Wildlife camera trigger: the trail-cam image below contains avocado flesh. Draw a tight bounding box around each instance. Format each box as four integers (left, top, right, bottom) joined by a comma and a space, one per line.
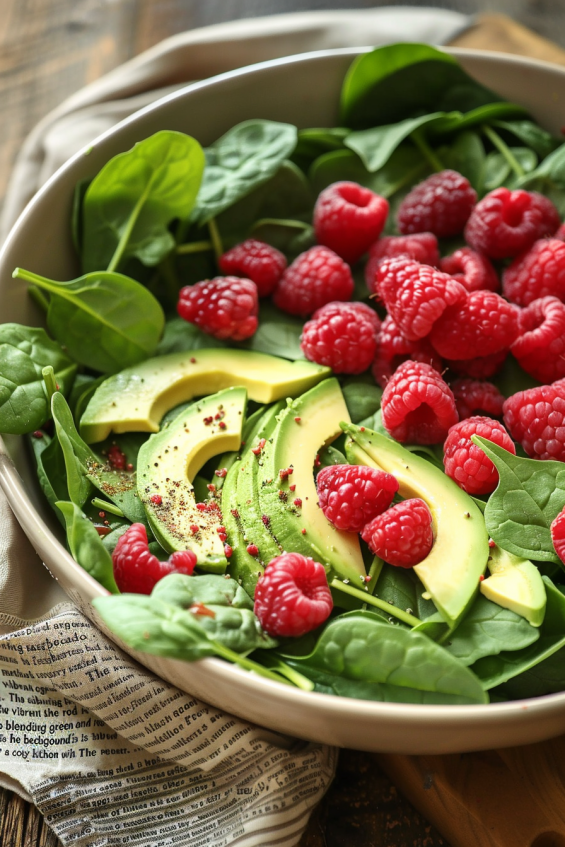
222, 404, 285, 596
481, 544, 546, 627
80, 349, 330, 443
257, 379, 366, 583
137, 387, 246, 568
343, 424, 489, 628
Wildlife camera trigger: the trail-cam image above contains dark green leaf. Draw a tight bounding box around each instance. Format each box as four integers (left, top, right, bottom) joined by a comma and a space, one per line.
493, 119, 559, 159
237, 302, 304, 360
376, 564, 438, 622
30, 433, 68, 520
309, 145, 427, 200
52, 391, 93, 508
292, 127, 350, 169
441, 131, 486, 191
518, 143, 565, 216
474, 436, 565, 563
14, 268, 164, 374
71, 178, 90, 254
483, 147, 537, 191
57, 500, 119, 593
156, 317, 228, 356
0, 324, 76, 435
82, 130, 205, 272
493, 353, 540, 397
249, 219, 314, 255
194, 120, 297, 223
345, 113, 448, 173
342, 382, 382, 424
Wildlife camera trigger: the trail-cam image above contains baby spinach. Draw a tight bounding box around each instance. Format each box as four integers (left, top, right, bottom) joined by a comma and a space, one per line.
342, 382, 382, 424
156, 317, 228, 356
82, 130, 205, 272
249, 218, 314, 255
345, 112, 449, 173
493, 119, 559, 159
13, 268, 165, 374
518, 142, 565, 216
473, 436, 565, 564
52, 391, 93, 508
0, 324, 76, 435
309, 145, 427, 200
57, 500, 119, 593
238, 302, 304, 360
292, 127, 350, 169
441, 131, 486, 192
193, 120, 298, 224
483, 147, 537, 191
288, 611, 488, 704
30, 433, 68, 520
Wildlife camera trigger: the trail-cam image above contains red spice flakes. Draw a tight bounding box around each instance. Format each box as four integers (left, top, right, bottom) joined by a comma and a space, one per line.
289, 484, 296, 492
293, 498, 302, 507
224, 544, 233, 558
218, 421, 227, 430
98, 511, 106, 519
203, 416, 213, 425
247, 544, 259, 556
359, 427, 366, 432
190, 524, 200, 535
215, 468, 228, 478
107, 445, 127, 470
207, 483, 217, 493
364, 575, 372, 583
261, 515, 270, 527
314, 454, 321, 468
278, 490, 287, 501
94, 525, 112, 537
294, 417, 301, 424
196, 502, 207, 512
479, 574, 485, 582
126, 463, 134, 471
279, 467, 294, 480
150, 495, 162, 506
251, 438, 266, 456
190, 357, 197, 363
215, 409, 225, 420
231, 508, 240, 518
190, 602, 215, 618
301, 528, 307, 535
488, 539, 496, 548
32, 430, 43, 439
216, 526, 226, 534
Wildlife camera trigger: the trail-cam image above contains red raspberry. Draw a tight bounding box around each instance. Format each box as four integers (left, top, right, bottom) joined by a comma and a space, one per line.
381, 360, 458, 444
177, 276, 258, 341
273, 246, 353, 317
511, 296, 565, 384
218, 239, 287, 297
464, 188, 560, 259
503, 239, 565, 306
301, 303, 379, 374
316, 464, 398, 532
376, 257, 466, 342
112, 523, 196, 594
313, 181, 389, 264
446, 350, 507, 380
372, 315, 443, 388
450, 378, 505, 420
443, 416, 515, 495
439, 247, 499, 292
361, 498, 433, 568
429, 290, 519, 360
364, 232, 439, 290
503, 382, 565, 460
550, 507, 565, 563
396, 170, 477, 238
253, 553, 333, 637
313, 300, 381, 332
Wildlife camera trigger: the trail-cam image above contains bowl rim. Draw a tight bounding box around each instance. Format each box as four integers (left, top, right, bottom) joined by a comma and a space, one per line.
3, 43, 565, 730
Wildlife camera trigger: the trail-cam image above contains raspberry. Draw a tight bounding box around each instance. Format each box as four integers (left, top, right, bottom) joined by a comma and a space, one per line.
372, 315, 443, 388
177, 276, 258, 341
364, 232, 439, 290
439, 247, 499, 292
443, 416, 515, 495
218, 239, 287, 297
550, 507, 565, 564
314, 181, 389, 265
361, 499, 433, 568
450, 378, 505, 420
381, 360, 458, 444
396, 170, 477, 238
301, 302, 379, 374
446, 350, 507, 380
112, 523, 196, 594
502, 239, 565, 306
429, 290, 519, 360
313, 300, 381, 332
316, 464, 399, 532
253, 553, 333, 637
376, 257, 466, 342
503, 382, 565, 461
511, 296, 565, 384
464, 188, 560, 259
273, 246, 353, 317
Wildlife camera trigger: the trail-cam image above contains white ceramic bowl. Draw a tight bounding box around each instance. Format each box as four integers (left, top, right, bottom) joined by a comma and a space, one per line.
3, 47, 565, 754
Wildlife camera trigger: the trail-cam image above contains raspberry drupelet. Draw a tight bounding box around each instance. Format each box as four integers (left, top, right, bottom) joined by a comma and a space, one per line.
439, 247, 499, 292
112, 523, 196, 594
503, 382, 565, 461
511, 296, 565, 384
316, 464, 399, 532
450, 378, 505, 421
364, 232, 439, 290
177, 276, 258, 341
396, 170, 477, 238
443, 416, 516, 496
218, 239, 287, 297
300, 301, 380, 373
313, 181, 389, 264
361, 498, 434, 568
503, 238, 565, 306
273, 245, 354, 317
372, 315, 443, 388
429, 290, 520, 361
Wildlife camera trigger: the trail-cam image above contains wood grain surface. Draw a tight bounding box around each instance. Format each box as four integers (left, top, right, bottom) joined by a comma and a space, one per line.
2, 3, 565, 847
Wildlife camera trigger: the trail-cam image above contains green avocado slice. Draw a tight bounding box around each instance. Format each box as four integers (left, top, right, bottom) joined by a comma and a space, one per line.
137, 386, 246, 570
80, 348, 329, 443
343, 424, 489, 629
481, 544, 546, 627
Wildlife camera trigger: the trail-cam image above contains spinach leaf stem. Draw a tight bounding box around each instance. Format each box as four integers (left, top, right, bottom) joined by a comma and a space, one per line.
176, 240, 213, 255
482, 124, 525, 178
331, 578, 422, 627
91, 497, 125, 518
211, 641, 293, 685
42, 366, 58, 403
207, 218, 224, 261
29, 285, 49, 313
107, 179, 154, 273
410, 131, 443, 172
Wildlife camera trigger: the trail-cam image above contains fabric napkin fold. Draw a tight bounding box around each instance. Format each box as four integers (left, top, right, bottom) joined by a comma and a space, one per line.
0, 8, 470, 846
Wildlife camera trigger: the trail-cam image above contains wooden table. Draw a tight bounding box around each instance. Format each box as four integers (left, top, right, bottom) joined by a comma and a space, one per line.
2, 3, 565, 846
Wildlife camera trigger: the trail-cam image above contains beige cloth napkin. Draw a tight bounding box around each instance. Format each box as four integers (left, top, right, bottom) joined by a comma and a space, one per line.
0, 8, 470, 846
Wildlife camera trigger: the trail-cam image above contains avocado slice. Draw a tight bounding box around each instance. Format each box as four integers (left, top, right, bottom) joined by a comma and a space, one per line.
343, 424, 489, 628
137, 386, 246, 570
257, 379, 366, 584
80, 349, 330, 443
481, 544, 546, 627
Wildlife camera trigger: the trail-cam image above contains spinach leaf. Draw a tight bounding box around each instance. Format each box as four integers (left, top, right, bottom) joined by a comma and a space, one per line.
0, 324, 76, 435
290, 611, 488, 704
14, 268, 165, 374
471, 578, 565, 690
52, 391, 93, 508
57, 500, 119, 593
237, 302, 304, 360
30, 433, 68, 520
340, 43, 501, 129
82, 130, 205, 272
473, 436, 565, 563
68, 374, 107, 422
345, 113, 449, 173
493, 119, 559, 159
376, 564, 438, 622
342, 382, 382, 424
483, 147, 537, 191
292, 127, 350, 169
309, 145, 426, 200
518, 143, 565, 216
194, 120, 297, 224
156, 317, 228, 355
493, 353, 540, 397
249, 218, 315, 255
441, 131, 486, 192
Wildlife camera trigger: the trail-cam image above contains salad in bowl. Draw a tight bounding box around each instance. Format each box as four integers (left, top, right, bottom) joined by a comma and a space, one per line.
3, 43, 565, 749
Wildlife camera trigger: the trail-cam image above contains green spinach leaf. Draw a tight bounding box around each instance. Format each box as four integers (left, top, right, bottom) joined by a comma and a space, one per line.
518, 142, 565, 216
493, 119, 559, 159
57, 500, 119, 593
82, 130, 205, 272
237, 302, 304, 360
441, 130, 486, 191
473, 435, 565, 563
292, 127, 350, 169
156, 317, 228, 355
0, 324, 76, 435
14, 268, 165, 374
483, 147, 537, 191
345, 112, 449, 173
52, 391, 93, 508
249, 218, 315, 255
342, 382, 382, 424
309, 145, 427, 200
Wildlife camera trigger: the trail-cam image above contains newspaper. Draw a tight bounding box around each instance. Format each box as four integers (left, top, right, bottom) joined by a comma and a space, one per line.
0, 603, 336, 846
